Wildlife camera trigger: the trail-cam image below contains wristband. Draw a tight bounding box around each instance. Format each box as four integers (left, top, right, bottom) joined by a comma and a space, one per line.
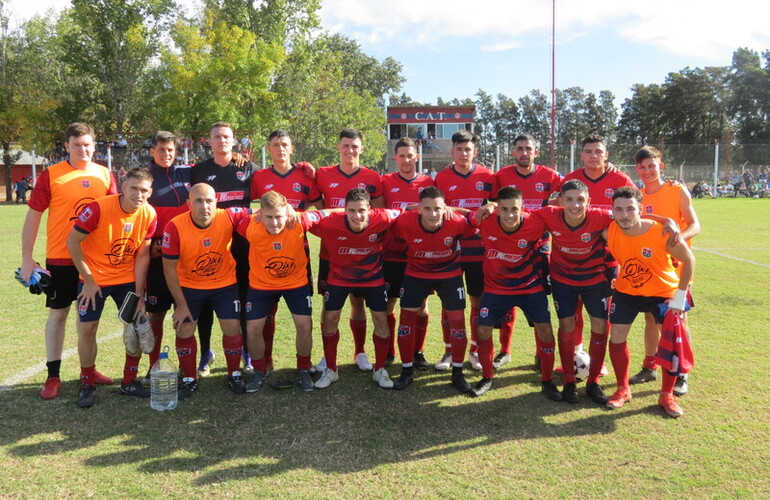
669, 289, 688, 311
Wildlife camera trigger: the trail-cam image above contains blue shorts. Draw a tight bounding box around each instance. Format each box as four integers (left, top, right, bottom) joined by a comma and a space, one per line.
551, 279, 611, 320
461, 261, 484, 298
477, 290, 551, 327
400, 274, 465, 310
182, 284, 241, 321
609, 291, 667, 325
77, 282, 135, 323
145, 257, 174, 313
245, 285, 313, 320
324, 283, 387, 312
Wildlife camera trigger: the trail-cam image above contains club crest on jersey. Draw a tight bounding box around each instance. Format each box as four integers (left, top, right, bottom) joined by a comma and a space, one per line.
162, 232, 171, 248
535, 182, 545, 192
518, 239, 528, 248
605, 188, 614, 198
476, 181, 484, 191
123, 223, 134, 232
645, 204, 654, 213
306, 212, 320, 222
642, 247, 653, 258
81, 180, 91, 188
273, 242, 282, 250
202, 238, 212, 248
479, 307, 489, 318
293, 183, 301, 192
581, 232, 591, 242
444, 236, 453, 246
79, 206, 93, 222
358, 183, 366, 190
369, 234, 378, 242
236, 171, 246, 181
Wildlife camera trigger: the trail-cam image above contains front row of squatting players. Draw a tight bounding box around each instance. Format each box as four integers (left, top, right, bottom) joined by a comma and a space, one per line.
19, 122, 697, 418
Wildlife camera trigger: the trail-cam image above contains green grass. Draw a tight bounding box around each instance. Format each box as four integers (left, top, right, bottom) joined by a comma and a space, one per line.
0, 199, 769, 498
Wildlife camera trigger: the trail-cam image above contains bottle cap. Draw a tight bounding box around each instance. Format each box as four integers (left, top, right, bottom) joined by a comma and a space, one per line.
159, 345, 171, 359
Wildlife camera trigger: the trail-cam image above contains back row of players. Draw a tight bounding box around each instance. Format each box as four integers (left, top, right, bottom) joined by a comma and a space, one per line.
20, 122, 698, 417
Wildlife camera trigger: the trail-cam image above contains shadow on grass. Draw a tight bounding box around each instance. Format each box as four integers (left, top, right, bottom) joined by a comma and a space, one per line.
1, 363, 667, 483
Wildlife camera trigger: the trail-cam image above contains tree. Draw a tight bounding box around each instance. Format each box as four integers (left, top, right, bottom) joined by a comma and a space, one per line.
518, 90, 550, 150
728, 47, 770, 145
618, 83, 665, 144
205, 0, 321, 47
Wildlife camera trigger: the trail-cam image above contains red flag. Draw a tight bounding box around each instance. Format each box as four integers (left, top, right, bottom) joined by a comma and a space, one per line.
654, 311, 695, 375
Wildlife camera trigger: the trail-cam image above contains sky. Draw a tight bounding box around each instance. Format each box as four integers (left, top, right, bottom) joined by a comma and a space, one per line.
7, 0, 770, 109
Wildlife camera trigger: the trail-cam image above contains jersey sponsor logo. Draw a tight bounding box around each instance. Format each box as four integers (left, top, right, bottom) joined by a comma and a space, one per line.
486, 248, 523, 263
523, 201, 543, 210
450, 198, 483, 208
79, 206, 94, 222
292, 183, 301, 193
448, 185, 458, 191
236, 171, 246, 181
580, 232, 591, 242
604, 188, 614, 198
535, 182, 545, 192
621, 257, 652, 288
391, 201, 410, 209
390, 187, 400, 193
412, 238, 423, 244
217, 191, 245, 202
552, 231, 562, 236
487, 235, 498, 241
556, 245, 591, 255
329, 198, 345, 208
265, 256, 296, 278
414, 249, 453, 258
265, 184, 275, 190
207, 175, 216, 181
645, 204, 654, 213
338, 246, 374, 256
479, 307, 489, 318
81, 180, 91, 188
443, 236, 453, 246
642, 247, 653, 258
518, 239, 529, 249
162, 232, 171, 248
337, 236, 347, 240
287, 199, 302, 208
192, 251, 224, 277
202, 238, 212, 248
123, 223, 134, 232
329, 183, 339, 188
106, 238, 137, 266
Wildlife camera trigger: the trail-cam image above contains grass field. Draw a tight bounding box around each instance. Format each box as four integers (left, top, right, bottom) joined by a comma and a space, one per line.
0, 199, 768, 498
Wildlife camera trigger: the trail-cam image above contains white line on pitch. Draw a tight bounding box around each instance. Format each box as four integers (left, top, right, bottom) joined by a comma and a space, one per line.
0, 330, 123, 394
693, 247, 770, 269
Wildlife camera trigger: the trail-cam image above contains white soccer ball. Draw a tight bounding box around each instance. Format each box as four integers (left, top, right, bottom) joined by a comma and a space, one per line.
574, 350, 590, 382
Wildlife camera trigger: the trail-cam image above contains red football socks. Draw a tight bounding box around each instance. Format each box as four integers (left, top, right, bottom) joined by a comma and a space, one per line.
609, 341, 630, 389
175, 336, 198, 379
322, 329, 340, 371
397, 310, 418, 365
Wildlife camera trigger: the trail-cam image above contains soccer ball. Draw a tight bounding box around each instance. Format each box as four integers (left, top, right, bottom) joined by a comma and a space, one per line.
574, 350, 590, 382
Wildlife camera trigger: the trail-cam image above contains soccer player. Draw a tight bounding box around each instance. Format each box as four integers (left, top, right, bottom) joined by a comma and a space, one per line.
390, 186, 477, 393
145, 131, 191, 370
630, 146, 700, 396
249, 129, 316, 373
492, 133, 563, 369
309, 128, 385, 372
530, 180, 614, 403
162, 183, 248, 399
233, 191, 326, 392
434, 130, 494, 372
467, 187, 561, 400
190, 122, 255, 375
308, 188, 399, 389
603, 186, 695, 418
381, 138, 434, 368
20, 122, 118, 400
67, 168, 157, 408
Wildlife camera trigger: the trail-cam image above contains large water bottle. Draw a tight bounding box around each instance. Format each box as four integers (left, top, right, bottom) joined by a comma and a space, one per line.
150, 346, 178, 411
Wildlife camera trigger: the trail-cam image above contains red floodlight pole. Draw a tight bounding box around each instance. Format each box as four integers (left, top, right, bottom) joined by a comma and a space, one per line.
550, 0, 557, 169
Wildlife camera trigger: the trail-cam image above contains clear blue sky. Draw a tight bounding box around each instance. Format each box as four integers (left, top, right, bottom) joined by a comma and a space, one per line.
11, 0, 770, 109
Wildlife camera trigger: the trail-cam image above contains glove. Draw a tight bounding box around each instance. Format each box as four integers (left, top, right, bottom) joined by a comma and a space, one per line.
15, 267, 52, 295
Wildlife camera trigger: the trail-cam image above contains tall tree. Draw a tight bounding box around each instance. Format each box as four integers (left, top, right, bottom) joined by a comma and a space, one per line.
728, 47, 770, 145
205, 0, 320, 47
618, 83, 665, 144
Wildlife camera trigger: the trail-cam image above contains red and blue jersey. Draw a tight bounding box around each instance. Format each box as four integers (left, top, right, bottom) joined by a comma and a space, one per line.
308, 209, 400, 287
250, 165, 315, 209
531, 205, 613, 286
190, 158, 254, 209
493, 164, 562, 211
476, 212, 546, 295
434, 164, 494, 262
391, 211, 476, 280
381, 172, 434, 262
564, 168, 636, 211
147, 162, 191, 239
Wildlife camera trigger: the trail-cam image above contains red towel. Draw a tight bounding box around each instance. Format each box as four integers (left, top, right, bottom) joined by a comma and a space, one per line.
654, 311, 695, 375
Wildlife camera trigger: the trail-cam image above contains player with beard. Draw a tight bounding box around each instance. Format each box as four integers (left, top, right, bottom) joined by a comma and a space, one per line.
381, 138, 434, 368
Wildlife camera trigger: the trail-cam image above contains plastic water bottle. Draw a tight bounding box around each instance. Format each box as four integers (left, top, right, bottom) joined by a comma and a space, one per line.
150, 346, 178, 411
